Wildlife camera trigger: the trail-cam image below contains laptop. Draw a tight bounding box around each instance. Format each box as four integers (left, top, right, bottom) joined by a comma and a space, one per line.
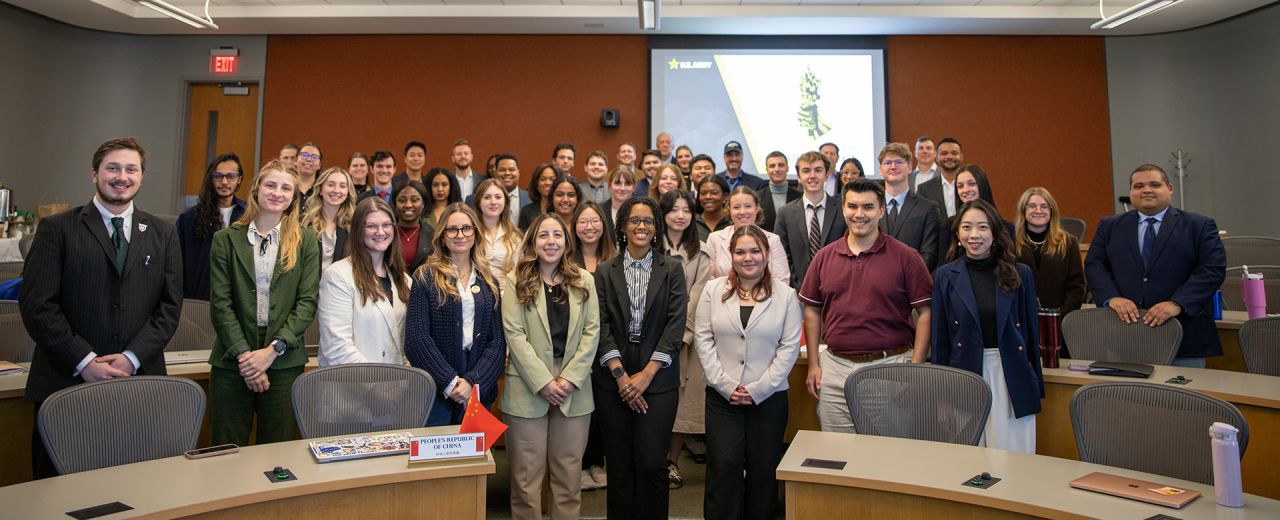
1069, 472, 1201, 509
1088, 361, 1154, 378
164, 349, 212, 365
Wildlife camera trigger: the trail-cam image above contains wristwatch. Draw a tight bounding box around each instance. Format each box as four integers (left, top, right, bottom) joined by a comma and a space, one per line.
271, 338, 287, 356
610, 365, 626, 379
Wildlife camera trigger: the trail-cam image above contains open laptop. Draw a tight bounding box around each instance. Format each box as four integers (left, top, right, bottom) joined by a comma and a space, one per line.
1069, 472, 1201, 509
163, 349, 212, 365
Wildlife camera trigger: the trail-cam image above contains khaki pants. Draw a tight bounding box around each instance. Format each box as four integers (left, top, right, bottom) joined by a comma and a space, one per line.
816, 349, 911, 433
506, 408, 591, 520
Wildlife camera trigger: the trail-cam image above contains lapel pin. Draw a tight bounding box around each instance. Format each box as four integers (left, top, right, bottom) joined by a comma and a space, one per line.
138, 223, 148, 232
470, 285, 481, 294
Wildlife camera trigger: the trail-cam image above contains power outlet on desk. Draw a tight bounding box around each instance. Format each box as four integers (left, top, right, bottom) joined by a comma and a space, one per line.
962, 472, 1001, 489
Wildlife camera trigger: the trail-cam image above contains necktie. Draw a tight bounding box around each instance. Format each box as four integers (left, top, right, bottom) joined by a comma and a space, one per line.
807, 204, 821, 259
1141, 217, 1158, 268
887, 199, 900, 233
110, 216, 127, 274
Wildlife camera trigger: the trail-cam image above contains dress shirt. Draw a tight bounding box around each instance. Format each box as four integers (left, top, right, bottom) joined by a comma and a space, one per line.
456, 169, 477, 201
443, 269, 480, 399
372, 185, 393, 204
804, 195, 827, 236
598, 249, 672, 368
913, 163, 938, 187
1137, 207, 1169, 253
75, 197, 141, 376
886, 188, 909, 216
320, 229, 336, 271
581, 180, 609, 205
219, 206, 235, 228
941, 175, 957, 217
247, 221, 281, 327
507, 188, 521, 224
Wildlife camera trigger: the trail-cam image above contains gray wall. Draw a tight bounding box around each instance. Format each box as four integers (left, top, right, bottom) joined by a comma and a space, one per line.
0, 3, 266, 216
1106, 4, 1280, 237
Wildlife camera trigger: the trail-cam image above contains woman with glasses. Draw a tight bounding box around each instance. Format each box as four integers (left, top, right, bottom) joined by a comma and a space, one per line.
838, 157, 864, 186
300, 167, 356, 272
706, 187, 790, 282
317, 197, 411, 366
405, 203, 506, 426
424, 167, 462, 229
1014, 187, 1086, 355
392, 180, 435, 272
473, 178, 523, 281
593, 197, 688, 519
571, 201, 616, 273
177, 153, 246, 300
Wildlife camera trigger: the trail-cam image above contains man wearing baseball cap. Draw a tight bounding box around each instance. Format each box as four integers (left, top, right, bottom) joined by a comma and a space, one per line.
717, 141, 767, 191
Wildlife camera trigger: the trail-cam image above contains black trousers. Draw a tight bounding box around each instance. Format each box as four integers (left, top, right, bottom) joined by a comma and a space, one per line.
703, 386, 788, 520
593, 383, 678, 520
31, 401, 57, 479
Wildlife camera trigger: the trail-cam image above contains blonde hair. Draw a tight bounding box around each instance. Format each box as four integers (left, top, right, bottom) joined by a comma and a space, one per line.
648, 163, 688, 203
418, 203, 499, 308
300, 166, 355, 236
471, 179, 522, 276
1014, 186, 1070, 258
237, 159, 304, 272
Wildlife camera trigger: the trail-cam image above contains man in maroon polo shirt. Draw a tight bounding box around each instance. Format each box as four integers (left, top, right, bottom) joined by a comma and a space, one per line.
799, 178, 933, 433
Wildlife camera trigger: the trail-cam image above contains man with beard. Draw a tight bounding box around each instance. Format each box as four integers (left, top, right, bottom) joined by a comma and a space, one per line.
917, 137, 963, 218
452, 139, 485, 202
21, 137, 183, 478
483, 153, 529, 225
581, 151, 610, 204
637, 149, 663, 196
717, 141, 766, 191
908, 136, 938, 193
176, 153, 247, 300
755, 151, 799, 233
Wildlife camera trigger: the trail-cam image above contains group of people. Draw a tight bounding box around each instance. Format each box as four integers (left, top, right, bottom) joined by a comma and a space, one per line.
19, 132, 1226, 520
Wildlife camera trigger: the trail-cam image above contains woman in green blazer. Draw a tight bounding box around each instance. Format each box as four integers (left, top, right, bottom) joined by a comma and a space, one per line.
208, 159, 320, 446
501, 213, 600, 520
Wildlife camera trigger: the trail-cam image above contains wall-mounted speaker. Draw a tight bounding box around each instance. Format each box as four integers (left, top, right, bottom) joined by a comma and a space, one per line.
600, 108, 620, 128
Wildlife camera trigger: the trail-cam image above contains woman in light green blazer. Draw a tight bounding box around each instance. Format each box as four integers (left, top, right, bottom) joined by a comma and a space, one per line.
501, 213, 600, 520
209, 159, 320, 446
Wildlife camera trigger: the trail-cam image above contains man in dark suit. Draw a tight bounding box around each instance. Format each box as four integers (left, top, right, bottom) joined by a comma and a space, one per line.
776, 151, 848, 291
756, 151, 800, 233
465, 153, 528, 226
1085, 164, 1227, 367
916, 137, 964, 219
21, 137, 183, 478
716, 141, 767, 192
878, 143, 941, 270
356, 150, 397, 205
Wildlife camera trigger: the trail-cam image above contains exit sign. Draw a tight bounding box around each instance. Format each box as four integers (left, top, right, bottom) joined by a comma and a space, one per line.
211, 55, 239, 74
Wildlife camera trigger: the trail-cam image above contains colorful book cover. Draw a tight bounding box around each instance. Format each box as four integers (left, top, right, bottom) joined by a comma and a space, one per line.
307, 431, 413, 463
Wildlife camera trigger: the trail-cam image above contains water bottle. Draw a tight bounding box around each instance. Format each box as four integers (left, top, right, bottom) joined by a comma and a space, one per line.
1210, 422, 1244, 507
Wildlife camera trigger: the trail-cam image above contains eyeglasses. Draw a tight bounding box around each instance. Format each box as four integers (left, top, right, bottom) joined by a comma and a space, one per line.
211, 173, 240, 182
298, 153, 320, 161
364, 223, 395, 233
443, 225, 476, 238
880, 159, 907, 167
576, 218, 602, 227
626, 217, 656, 228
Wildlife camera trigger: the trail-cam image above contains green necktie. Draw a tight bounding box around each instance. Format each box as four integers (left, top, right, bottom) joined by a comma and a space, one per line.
111, 216, 127, 273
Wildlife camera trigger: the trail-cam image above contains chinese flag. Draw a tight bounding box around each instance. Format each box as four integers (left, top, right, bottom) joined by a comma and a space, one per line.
459, 389, 506, 451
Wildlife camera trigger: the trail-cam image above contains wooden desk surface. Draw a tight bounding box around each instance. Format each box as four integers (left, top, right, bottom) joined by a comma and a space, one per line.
778, 430, 1280, 519
1043, 361, 1280, 409
0, 426, 494, 519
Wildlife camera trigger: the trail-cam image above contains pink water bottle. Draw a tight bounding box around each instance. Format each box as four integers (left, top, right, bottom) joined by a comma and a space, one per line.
1210, 422, 1244, 507
1241, 266, 1267, 319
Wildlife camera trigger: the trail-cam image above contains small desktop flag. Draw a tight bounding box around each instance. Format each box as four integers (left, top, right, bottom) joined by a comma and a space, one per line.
459, 389, 506, 451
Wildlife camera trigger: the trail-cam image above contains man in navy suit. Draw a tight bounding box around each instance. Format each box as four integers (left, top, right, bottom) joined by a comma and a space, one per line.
1085, 164, 1226, 367
21, 137, 183, 477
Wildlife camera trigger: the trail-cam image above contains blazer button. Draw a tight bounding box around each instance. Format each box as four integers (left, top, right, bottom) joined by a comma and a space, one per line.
1016, 322, 1021, 328
953, 320, 959, 326
740, 360, 745, 365
956, 341, 962, 348
740, 334, 745, 339
1017, 346, 1024, 352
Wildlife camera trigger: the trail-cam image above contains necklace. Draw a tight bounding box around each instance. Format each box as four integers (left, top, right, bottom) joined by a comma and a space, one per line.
397, 225, 421, 242
737, 287, 754, 300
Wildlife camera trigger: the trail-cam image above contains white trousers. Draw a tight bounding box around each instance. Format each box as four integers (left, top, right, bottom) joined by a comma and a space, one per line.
978, 348, 1036, 453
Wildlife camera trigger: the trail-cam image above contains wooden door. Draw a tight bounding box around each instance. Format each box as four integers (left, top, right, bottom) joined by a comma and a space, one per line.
184, 83, 259, 203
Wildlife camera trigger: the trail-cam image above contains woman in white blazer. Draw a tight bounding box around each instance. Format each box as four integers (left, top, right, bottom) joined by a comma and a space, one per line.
501, 213, 600, 520
694, 225, 802, 520
318, 197, 412, 366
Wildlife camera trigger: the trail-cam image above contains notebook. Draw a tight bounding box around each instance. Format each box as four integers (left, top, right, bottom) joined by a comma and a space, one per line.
1069, 472, 1201, 509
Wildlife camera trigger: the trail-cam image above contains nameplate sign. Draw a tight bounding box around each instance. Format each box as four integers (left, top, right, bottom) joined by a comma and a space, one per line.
408, 433, 486, 463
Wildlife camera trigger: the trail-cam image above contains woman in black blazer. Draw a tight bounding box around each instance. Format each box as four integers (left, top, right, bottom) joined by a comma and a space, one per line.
931, 200, 1043, 454
593, 197, 688, 520
300, 166, 355, 272
391, 180, 435, 272
518, 163, 559, 230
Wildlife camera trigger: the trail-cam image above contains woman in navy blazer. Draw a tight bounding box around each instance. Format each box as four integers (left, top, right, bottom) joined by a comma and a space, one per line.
931, 200, 1043, 453
404, 203, 507, 426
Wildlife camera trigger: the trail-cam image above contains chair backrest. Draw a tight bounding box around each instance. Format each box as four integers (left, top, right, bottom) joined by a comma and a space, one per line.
1223, 236, 1280, 269
1070, 382, 1248, 485
0, 299, 19, 315
37, 376, 205, 475
18, 233, 35, 259
843, 363, 991, 446
291, 363, 435, 439
1060, 217, 1087, 241
0, 313, 35, 362
1220, 266, 1280, 313
165, 299, 217, 351
0, 261, 23, 284
1061, 308, 1181, 364
1238, 316, 1280, 376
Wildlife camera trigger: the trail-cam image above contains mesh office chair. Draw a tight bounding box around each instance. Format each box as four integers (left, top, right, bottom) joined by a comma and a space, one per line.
1222, 236, 1280, 268
1061, 308, 1181, 364
291, 364, 435, 439
844, 364, 991, 446
1238, 316, 1280, 376
0, 313, 35, 362
37, 376, 205, 475
1060, 217, 1087, 241
0, 261, 23, 284
0, 299, 18, 314
165, 299, 217, 351
1220, 266, 1280, 313
1070, 382, 1248, 485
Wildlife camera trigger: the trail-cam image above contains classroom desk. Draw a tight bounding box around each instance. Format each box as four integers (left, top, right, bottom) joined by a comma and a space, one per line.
778, 430, 1280, 520
1211, 309, 1250, 372
0, 355, 320, 487
0, 426, 494, 519
1039, 361, 1280, 499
